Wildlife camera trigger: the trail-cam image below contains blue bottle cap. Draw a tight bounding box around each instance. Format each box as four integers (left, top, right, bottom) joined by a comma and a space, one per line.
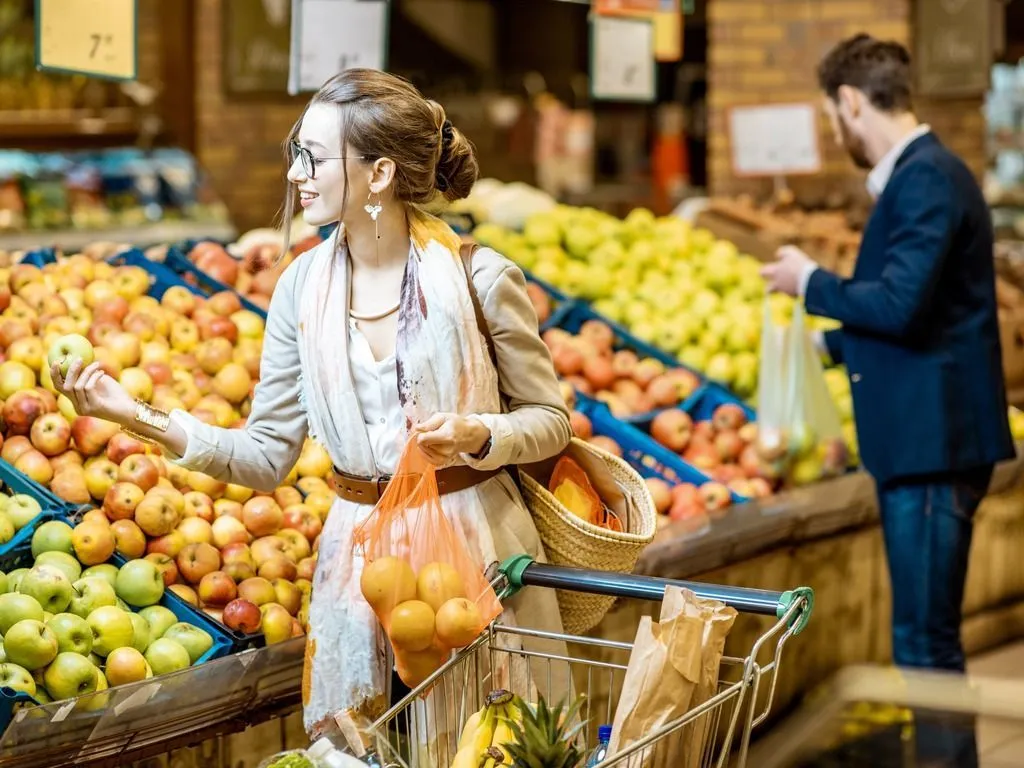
598, 724, 613, 743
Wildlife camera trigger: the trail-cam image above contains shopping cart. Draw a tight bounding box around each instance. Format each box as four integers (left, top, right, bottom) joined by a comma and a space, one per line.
365, 554, 814, 768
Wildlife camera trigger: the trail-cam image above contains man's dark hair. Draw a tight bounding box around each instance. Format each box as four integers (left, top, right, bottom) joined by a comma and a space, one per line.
817, 34, 913, 112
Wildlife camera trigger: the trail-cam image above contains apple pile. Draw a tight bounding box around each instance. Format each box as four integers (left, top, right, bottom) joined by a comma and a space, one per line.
0, 493, 45, 550
184, 235, 321, 312
644, 476, 723, 532
0, 519, 217, 707
472, 209, 841, 404
648, 403, 776, 500
543, 320, 701, 419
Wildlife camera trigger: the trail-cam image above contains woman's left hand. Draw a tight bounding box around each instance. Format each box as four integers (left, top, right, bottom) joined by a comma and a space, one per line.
413, 413, 490, 465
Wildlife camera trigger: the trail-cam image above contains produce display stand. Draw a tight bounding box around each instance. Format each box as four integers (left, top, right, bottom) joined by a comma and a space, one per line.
368, 556, 814, 768
0, 636, 306, 768
747, 664, 1024, 767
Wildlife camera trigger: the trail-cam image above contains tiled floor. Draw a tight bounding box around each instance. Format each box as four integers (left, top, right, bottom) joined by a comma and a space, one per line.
969, 642, 1024, 767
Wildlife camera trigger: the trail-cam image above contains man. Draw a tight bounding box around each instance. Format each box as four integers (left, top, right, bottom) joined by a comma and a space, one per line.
763, 34, 1015, 677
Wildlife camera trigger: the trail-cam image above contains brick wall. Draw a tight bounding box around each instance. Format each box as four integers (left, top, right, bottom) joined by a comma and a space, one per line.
707, 0, 987, 205
193, 0, 302, 233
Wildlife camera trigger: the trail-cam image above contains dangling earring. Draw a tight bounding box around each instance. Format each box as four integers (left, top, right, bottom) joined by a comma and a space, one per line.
364, 192, 383, 265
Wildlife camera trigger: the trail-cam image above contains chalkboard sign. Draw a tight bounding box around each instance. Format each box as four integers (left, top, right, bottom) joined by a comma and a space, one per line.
222, 0, 295, 98
915, 0, 992, 97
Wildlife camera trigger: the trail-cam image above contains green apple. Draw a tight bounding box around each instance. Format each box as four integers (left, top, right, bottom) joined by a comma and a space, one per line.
35, 552, 83, 584
0, 662, 36, 696
42, 651, 99, 700
6, 568, 29, 594
18, 565, 73, 614
0, 592, 44, 634
4, 619, 58, 670
47, 334, 95, 378
5, 495, 42, 531
69, 577, 118, 619
0, 643, 6, 663
30, 521, 74, 558
0, 571, 7, 595
144, 637, 191, 675
128, 613, 150, 653
47, 613, 93, 655
33, 687, 51, 703
80, 564, 119, 589
86, 606, 134, 657
0, 514, 14, 546
139, 605, 177, 640
87, 652, 104, 668
115, 560, 164, 608
161, 623, 213, 664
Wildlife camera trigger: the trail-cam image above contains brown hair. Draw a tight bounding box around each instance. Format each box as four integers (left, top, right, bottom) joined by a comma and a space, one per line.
817, 34, 913, 113
277, 69, 478, 260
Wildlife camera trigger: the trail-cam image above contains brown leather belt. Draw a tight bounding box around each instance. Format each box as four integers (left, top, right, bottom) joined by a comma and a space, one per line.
328, 465, 503, 505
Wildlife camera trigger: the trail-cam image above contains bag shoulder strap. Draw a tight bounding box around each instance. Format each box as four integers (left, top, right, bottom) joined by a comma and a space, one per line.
460, 243, 498, 368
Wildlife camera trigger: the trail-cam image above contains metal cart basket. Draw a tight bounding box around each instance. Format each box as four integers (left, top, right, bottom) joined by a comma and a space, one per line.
365, 555, 814, 768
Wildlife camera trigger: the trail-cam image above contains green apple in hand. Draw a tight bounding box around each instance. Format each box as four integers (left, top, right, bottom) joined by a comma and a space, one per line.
47, 612, 93, 655
0, 592, 44, 634
86, 606, 134, 657
3, 619, 58, 670
18, 565, 73, 614
47, 334, 95, 378
143, 637, 191, 675
0, 662, 36, 696
43, 652, 99, 700
161, 623, 213, 664
138, 605, 177, 640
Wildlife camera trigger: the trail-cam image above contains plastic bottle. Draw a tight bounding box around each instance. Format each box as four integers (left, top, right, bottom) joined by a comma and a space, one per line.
306, 737, 366, 768
585, 725, 613, 767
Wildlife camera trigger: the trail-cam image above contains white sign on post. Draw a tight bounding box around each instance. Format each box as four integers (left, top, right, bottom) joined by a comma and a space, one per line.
728, 103, 822, 177
590, 14, 656, 103
288, 0, 389, 95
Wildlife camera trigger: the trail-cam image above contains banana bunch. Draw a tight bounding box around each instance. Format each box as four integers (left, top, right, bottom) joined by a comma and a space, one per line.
450, 689, 524, 768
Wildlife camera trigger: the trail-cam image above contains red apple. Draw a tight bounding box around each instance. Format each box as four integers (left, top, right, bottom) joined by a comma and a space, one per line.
237, 576, 277, 606
569, 411, 593, 440
145, 552, 179, 586
70, 416, 119, 457
242, 497, 283, 537
30, 412, 71, 457
168, 584, 199, 606
117, 455, 159, 492
644, 477, 673, 515
106, 432, 146, 465
281, 505, 322, 542
712, 403, 748, 432
222, 599, 262, 633
588, 435, 622, 457
147, 530, 187, 558
176, 542, 221, 585
650, 410, 693, 453
698, 482, 732, 514
110, 519, 147, 559
198, 570, 237, 608
713, 430, 744, 463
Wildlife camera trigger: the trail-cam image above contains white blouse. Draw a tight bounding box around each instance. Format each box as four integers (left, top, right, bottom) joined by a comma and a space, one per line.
347, 318, 404, 475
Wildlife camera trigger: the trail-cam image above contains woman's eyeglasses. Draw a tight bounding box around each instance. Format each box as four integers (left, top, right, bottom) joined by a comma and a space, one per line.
289, 140, 366, 179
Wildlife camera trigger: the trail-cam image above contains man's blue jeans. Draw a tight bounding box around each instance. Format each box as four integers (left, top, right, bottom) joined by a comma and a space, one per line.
877, 468, 991, 768
877, 468, 990, 672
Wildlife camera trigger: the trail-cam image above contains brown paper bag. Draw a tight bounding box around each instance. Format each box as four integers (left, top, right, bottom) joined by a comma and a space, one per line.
607, 587, 737, 768
681, 599, 738, 768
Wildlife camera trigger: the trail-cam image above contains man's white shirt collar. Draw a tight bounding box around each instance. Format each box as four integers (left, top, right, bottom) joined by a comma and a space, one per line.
866, 124, 932, 200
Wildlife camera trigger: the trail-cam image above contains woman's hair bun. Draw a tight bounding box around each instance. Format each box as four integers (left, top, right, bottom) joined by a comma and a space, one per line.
429, 103, 478, 202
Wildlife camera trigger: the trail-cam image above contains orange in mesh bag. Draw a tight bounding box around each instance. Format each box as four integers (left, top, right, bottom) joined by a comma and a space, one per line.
353, 439, 503, 688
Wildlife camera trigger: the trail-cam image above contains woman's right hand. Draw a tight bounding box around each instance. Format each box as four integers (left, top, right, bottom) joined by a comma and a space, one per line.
52, 359, 138, 424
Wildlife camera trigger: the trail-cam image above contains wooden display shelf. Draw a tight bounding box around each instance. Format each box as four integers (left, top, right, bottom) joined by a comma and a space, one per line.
0, 108, 139, 141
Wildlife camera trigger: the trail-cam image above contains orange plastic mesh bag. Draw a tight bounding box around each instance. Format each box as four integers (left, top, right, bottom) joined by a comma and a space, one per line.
352, 439, 503, 689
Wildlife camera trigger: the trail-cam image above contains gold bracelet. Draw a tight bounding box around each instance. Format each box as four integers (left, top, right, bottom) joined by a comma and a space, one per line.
134, 400, 170, 432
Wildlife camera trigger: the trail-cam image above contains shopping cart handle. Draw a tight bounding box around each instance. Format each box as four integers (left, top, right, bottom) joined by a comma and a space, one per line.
499, 556, 814, 634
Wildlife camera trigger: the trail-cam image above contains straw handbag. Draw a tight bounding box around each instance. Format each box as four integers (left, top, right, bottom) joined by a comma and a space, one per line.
462, 246, 657, 634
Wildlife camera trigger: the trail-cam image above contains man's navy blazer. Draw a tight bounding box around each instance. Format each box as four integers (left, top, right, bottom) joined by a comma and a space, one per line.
805, 132, 1016, 486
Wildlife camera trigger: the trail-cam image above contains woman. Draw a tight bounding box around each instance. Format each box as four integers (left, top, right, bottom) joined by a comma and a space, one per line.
53, 69, 572, 738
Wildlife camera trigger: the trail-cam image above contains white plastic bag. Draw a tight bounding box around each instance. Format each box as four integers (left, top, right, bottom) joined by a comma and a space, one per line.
756, 299, 847, 486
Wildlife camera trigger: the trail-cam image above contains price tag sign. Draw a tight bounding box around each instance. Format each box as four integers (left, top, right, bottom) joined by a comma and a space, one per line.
728, 103, 822, 177
35, 0, 137, 81
288, 0, 389, 95
590, 15, 656, 103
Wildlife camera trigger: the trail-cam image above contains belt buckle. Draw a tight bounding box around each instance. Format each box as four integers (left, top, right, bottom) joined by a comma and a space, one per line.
374, 475, 390, 502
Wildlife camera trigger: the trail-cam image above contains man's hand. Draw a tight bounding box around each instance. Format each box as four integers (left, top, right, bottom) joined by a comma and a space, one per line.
761, 245, 816, 297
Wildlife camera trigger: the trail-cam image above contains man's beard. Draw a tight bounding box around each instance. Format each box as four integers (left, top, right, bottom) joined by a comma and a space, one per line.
838, 115, 872, 170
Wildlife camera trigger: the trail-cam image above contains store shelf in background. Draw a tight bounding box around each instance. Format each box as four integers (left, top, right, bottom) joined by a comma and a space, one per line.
0, 221, 237, 253
0, 109, 139, 141
0, 636, 305, 768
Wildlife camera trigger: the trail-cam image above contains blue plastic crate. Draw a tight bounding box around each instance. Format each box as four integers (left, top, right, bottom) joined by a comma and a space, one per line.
163, 246, 269, 318
580, 400, 748, 503
624, 381, 758, 436
0, 459, 75, 555
0, 536, 236, 734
